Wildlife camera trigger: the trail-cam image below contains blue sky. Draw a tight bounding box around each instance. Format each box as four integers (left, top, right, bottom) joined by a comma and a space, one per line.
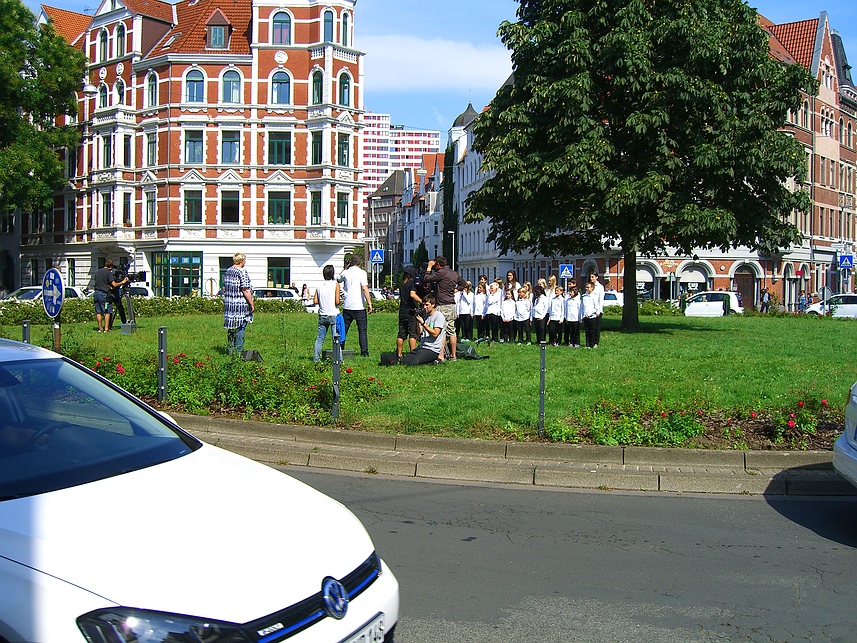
27, 0, 857, 138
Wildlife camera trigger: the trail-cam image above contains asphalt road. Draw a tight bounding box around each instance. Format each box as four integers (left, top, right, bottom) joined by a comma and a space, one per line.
284, 466, 857, 643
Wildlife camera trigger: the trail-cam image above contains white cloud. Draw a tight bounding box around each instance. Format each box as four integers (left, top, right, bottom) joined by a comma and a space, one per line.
362, 35, 512, 93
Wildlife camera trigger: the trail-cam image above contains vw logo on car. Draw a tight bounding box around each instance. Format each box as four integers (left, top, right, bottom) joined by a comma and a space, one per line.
322, 577, 349, 619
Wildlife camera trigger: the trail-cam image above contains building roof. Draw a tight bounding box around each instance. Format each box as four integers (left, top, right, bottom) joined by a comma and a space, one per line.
371, 170, 406, 201
154, 0, 251, 55
120, 0, 174, 24
40, 5, 91, 46
765, 17, 819, 69
452, 102, 479, 128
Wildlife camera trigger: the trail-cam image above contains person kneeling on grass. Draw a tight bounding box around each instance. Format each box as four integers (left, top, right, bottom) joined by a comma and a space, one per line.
400, 295, 446, 366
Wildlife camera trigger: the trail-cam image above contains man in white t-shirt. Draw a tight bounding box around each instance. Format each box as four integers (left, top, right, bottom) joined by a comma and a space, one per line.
337, 254, 373, 357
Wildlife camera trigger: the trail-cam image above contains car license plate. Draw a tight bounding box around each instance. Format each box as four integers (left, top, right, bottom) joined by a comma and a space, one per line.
342, 613, 385, 643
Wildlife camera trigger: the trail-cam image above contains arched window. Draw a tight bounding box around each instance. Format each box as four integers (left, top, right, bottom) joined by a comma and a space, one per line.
323, 9, 334, 42
98, 84, 108, 109
99, 30, 109, 61
272, 11, 291, 45
115, 24, 125, 57
146, 73, 157, 108
115, 79, 125, 105
186, 70, 204, 103
271, 71, 290, 105
341, 12, 349, 47
840, 118, 845, 144
338, 72, 350, 107
311, 70, 323, 105
222, 70, 241, 103
802, 100, 809, 129
849, 122, 853, 148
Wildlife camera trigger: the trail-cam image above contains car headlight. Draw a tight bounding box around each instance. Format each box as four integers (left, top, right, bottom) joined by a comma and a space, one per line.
78, 608, 253, 642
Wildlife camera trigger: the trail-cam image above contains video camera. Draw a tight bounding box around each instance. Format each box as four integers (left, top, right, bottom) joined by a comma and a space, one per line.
114, 264, 148, 292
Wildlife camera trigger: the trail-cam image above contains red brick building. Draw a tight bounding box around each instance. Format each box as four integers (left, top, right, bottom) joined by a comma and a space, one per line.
29, 0, 363, 295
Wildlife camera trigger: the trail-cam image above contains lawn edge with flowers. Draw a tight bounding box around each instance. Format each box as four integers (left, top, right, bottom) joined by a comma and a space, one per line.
2, 312, 851, 450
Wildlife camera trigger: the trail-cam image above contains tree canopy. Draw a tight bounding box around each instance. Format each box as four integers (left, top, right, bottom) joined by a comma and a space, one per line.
467, 0, 817, 330
0, 0, 86, 214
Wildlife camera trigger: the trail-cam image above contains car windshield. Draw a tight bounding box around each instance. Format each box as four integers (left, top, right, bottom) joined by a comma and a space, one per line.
0, 358, 200, 500
12, 290, 40, 301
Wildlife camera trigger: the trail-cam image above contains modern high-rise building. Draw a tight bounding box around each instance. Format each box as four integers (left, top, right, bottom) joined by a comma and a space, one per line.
360, 112, 440, 211
23, 0, 364, 296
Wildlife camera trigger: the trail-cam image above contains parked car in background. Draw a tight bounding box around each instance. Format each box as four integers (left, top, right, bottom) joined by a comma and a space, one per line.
0, 339, 399, 641
2, 285, 87, 303
834, 381, 857, 490
254, 288, 317, 312
253, 287, 302, 301
603, 291, 624, 307
683, 291, 744, 316
804, 293, 857, 318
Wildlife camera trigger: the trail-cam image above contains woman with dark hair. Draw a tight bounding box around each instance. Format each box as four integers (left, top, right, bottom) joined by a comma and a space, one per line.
504, 270, 521, 300
312, 265, 340, 362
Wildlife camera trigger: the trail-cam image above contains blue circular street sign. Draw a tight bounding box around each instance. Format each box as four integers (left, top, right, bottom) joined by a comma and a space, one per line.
42, 268, 64, 319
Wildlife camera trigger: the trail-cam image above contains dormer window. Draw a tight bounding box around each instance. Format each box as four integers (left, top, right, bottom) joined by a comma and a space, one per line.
206, 10, 231, 49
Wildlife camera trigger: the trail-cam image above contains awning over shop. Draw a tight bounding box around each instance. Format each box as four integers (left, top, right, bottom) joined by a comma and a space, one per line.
635, 269, 654, 282
680, 268, 707, 283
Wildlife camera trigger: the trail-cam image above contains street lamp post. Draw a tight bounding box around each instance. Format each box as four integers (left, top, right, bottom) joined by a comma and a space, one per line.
447, 229, 455, 272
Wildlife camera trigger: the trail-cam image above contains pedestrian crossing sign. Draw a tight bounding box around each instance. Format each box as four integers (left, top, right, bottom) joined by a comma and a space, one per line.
840, 254, 853, 270
370, 249, 385, 264
559, 264, 574, 279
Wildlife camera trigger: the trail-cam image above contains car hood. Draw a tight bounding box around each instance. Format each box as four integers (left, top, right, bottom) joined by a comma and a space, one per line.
0, 443, 375, 623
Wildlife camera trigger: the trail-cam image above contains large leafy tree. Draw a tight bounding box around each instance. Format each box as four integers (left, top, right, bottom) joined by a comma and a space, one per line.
0, 0, 86, 215
468, 0, 817, 330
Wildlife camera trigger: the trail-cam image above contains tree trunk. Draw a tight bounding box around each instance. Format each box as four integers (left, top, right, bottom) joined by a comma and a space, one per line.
621, 245, 642, 332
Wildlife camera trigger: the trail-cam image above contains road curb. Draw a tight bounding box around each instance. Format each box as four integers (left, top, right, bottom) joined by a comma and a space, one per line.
172, 413, 853, 496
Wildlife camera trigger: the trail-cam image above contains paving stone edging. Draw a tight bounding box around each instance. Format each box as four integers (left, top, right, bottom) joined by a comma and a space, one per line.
172, 413, 854, 496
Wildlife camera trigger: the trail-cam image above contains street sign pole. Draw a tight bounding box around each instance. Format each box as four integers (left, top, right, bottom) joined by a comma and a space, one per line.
42, 268, 64, 352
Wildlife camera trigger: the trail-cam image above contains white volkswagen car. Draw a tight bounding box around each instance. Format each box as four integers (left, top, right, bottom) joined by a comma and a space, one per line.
0, 339, 398, 642
834, 381, 857, 490
804, 293, 857, 318
683, 291, 744, 316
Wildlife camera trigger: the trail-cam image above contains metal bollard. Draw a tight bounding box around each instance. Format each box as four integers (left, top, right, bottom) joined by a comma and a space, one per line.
158, 326, 167, 404
538, 341, 546, 438
21, 320, 30, 344
331, 331, 341, 421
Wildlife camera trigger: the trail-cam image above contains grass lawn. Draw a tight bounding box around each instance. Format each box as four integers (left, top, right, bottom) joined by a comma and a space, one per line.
3, 310, 854, 447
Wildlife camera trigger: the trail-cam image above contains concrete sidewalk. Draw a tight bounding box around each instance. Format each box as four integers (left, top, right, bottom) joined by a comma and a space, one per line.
173, 413, 855, 496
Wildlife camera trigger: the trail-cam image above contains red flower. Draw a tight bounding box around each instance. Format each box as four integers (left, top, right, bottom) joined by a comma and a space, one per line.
661, 411, 667, 418
750, 411, 757, 418
195, 361, 204, 368
697, 410, 703, 416
789, 413, 796, 418
310, 385, 317, 390
822, 399, 828, 407
206, 357, 211, 361
115, 363, 125, 375
788, 419, 796, 428
798, 400, 805, 408
369, 376, 374, 381
95, 361, 101, 369
346, 367, 353, 373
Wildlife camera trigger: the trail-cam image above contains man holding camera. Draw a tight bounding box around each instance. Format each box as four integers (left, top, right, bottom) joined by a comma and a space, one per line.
93, 259, 128, 333
421, 256, 461, 361
337, 253, 373, 357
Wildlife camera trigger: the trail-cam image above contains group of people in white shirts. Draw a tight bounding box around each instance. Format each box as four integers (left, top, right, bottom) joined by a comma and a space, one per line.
454, 270, 605, 349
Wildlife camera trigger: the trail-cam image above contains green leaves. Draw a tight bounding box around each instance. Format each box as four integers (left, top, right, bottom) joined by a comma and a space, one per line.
469, 0, 815, 328
0, 0, 85, 213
